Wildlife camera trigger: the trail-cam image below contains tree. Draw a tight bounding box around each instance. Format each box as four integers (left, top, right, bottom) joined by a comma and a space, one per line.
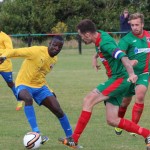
0, 0, 56, 34
0, 0, 149, 36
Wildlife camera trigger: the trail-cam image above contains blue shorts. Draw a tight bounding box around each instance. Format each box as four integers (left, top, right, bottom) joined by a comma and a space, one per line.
0, 72, 13, 82
16, 85, 54, 105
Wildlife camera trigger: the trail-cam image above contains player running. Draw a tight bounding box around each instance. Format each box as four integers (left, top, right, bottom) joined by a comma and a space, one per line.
58, 19, 150, 150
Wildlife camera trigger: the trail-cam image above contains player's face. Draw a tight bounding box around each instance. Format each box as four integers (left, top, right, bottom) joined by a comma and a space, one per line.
130, 18, 144, 36
48, 39, 63, 57
78, 29, 93, 44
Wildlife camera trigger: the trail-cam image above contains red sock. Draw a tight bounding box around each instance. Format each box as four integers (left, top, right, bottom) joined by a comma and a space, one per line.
118, 106, 127, 118
118, 118, 150, 138
72, 111, 92, 143
132, 103, 144, 124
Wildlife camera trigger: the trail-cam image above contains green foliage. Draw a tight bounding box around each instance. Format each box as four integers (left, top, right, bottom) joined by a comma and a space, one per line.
51, 22, 67, 33
0, 0, 55, 34
0, 0, 149, 35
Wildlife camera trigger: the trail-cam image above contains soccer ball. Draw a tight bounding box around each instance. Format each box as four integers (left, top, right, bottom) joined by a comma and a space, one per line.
23, 132, 42, 149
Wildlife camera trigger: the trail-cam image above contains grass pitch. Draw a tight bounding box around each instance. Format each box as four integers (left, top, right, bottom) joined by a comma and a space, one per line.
0, 47, 150, 150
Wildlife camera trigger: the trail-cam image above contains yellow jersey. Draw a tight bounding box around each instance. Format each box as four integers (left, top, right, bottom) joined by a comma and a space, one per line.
0, 31, 13, 72
1, 46, 57, 88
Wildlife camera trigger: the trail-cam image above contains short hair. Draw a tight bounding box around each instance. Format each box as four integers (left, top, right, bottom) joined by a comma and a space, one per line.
76, 19, 97, 34
129, 12, 144, 23
123, 9, 128, 13
52, 35, 64, 43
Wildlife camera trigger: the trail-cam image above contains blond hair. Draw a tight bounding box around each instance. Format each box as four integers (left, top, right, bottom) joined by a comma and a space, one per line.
129, 12, 144, 23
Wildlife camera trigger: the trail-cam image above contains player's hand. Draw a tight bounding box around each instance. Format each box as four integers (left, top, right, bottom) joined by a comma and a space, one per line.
92, 55, 101, 72
94, 65, 101, 71
92, 61, 101, 72
0, 57, 6, 64
130, 60, 138, 66
127, 74, 138, 83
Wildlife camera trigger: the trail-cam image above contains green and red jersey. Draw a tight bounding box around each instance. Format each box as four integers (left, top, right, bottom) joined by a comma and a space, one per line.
95, 30, 127, 78
118, 30, 150, 75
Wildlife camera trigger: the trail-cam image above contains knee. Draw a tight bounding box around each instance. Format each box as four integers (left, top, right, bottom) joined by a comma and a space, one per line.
136, 94, 145, 103
82, 97, 93, 111
7, 82, 15, 88
24, 99, 33, 106
51, 105, 64, 118
121, 101, 130, 108
55, 109, 64, 118
19, 95, 33, 106
83, 97, 87, 107
121, 97, 132, 107
106, 117, 119, 127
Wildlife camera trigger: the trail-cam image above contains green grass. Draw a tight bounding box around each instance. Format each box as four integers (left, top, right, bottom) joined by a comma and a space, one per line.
0, 48, 150, 150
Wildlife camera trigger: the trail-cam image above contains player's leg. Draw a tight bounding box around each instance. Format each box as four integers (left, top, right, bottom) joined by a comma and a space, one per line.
119, 97, 132, 118
106, 100, 150, 149
7, 81, 23, 111
59, 88, 109, 148
58, 77, 131, 148
132, 85, 147, 123
17, 85, 49, 145
132, 73, 149, 124
115, 96, 132, 135
17, 86, 40, 133
42, 95, 73, 137
36, 85, 73, 138
1, 71, 23, 110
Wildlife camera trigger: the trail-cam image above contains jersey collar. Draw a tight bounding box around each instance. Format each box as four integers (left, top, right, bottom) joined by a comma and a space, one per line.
95, 32, 101, 47
132, 30, 146, 39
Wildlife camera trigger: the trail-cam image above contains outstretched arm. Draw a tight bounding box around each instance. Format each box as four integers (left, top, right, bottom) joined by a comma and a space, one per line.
1, 47, 37, 59
0, 47, 35, 64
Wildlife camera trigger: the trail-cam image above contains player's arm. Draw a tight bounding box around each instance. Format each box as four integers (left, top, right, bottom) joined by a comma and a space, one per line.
0, 47, 35, 64
92, 53, 101, 72
112, 48, 137, 83
1, 47, 34, 59
101, 42, 137, 83
121, 50, 138, 66
121, 56, 137, 83
112, 47, 137, 83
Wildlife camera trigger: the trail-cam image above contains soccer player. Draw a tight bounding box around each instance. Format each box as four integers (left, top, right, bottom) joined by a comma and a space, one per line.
114, 13, 150, 136
58, 19, 150, 149
0, 31, 23, 111
0, 35, 73, 145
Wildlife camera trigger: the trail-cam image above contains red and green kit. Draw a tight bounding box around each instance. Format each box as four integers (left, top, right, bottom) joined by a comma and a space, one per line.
119, 30, 150, 75
118, 30, 150, 96
95, 30, 132, 105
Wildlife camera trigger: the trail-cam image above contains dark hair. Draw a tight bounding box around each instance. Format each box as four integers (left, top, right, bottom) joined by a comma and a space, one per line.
76, 19, 97, 34
52, 35, 64, 43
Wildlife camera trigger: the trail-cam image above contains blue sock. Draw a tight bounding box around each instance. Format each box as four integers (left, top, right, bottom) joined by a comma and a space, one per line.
11, 86, 18, 101
59, 114, 72, 137
24, 105, 40, 133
